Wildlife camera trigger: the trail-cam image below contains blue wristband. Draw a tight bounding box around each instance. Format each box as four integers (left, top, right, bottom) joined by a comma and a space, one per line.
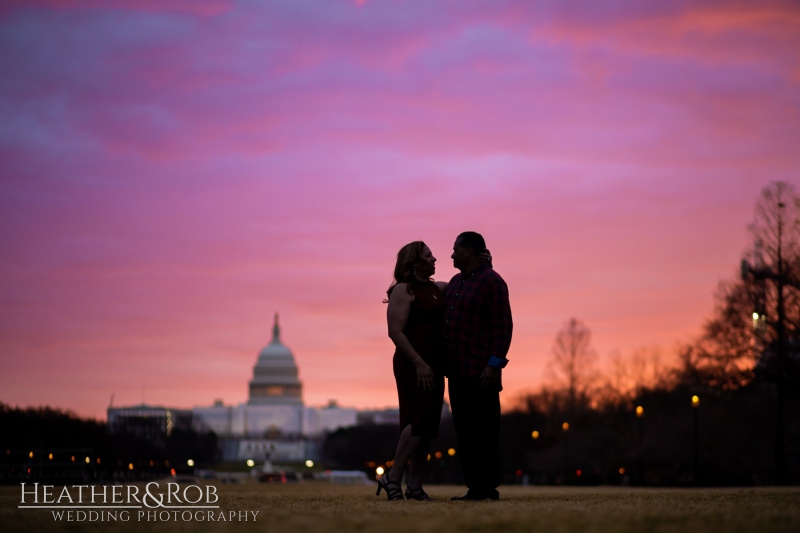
488, 356, 508, 368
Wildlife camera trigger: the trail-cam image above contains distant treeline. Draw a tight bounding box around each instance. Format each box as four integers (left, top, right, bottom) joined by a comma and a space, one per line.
0, 404, 216, 484
504, 382, 797, 486
320, 380, 798, 486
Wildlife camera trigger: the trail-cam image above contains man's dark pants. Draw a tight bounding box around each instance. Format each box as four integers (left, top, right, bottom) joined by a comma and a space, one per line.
448, 375, 501, 494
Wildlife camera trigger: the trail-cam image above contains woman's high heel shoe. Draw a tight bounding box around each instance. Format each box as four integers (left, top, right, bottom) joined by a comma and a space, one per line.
404, 484, 432, 501
376, 475, 404, 501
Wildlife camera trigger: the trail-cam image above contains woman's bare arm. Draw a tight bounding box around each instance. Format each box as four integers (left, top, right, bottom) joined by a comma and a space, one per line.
387, 284, 434, 390
387, 284, 417, 359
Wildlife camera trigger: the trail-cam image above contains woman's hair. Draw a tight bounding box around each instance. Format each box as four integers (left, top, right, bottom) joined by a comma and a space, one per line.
384, 240, 428, 301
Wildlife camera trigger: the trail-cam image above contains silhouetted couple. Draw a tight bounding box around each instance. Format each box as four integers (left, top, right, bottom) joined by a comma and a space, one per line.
377, 232, 513, 501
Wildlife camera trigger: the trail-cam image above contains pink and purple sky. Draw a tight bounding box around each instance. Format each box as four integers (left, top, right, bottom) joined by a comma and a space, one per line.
1, 0, 798, 420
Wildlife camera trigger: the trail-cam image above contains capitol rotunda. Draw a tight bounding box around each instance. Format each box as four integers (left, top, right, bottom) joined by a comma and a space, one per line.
248, 314, 302, 405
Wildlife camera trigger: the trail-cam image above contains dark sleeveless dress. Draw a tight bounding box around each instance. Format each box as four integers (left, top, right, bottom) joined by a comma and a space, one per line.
392, 280, 445, 438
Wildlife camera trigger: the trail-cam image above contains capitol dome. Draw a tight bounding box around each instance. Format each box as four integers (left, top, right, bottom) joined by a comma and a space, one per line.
248, 314, 303, 405
256, 329, 294, 361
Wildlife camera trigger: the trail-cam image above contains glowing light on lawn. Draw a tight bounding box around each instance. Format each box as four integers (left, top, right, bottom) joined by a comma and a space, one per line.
532, 431, 539, 439
375, 466, 385, 476
636, 406, 644, 417
562, 422, 569, 431
247, 459, 255, 467
187, 459, 195, 467
305, 460, 314, 467
447, 448, 456, 456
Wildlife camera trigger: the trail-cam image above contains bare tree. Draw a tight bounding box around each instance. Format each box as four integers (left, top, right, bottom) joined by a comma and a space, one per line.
691, 181, 800, 484
594, 349, 631, 406
594, 346, 676, 408
547, 317, 598, 413
691, 183, 800, 381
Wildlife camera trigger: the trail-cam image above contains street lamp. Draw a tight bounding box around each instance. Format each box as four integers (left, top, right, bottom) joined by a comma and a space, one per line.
741, 240, 799, 486
532, 430, 540, 440
692, 395, 699, 485
636, 406, 644, 485
561, 422, 569, 482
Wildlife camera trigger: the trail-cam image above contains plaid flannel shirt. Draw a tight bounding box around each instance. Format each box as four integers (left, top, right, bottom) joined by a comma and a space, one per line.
442, 263, 513, 378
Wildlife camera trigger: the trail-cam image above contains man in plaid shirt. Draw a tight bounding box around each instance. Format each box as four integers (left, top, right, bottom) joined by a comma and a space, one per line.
443, 231, 512, 501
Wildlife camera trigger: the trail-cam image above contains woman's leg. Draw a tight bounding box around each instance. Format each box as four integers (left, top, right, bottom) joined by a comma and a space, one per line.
407, 437, 430, 487
387, 424, 421, 483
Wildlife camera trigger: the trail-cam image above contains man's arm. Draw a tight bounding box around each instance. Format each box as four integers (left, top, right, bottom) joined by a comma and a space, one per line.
488, 276, 513, 361
480, 275, 513, 389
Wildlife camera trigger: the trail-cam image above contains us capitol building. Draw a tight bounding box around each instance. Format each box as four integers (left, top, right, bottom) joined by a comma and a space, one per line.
108, 314, 397, 462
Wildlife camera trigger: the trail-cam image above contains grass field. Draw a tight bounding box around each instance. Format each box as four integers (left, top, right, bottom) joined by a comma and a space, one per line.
2, 481, 799, 533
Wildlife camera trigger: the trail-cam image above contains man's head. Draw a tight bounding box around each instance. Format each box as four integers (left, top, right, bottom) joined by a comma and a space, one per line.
452, 231, 486, 272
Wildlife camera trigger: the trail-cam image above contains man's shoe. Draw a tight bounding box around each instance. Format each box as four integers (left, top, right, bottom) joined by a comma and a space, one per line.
450, 492, 485, 501
450, 490, 500, 501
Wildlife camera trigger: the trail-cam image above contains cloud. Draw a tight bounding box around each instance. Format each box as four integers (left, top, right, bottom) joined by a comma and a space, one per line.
533, 1, 800, 66
0, 0, 233, 18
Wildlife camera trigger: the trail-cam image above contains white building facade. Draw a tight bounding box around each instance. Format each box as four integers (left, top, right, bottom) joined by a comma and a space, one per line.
191, 315, 358, 459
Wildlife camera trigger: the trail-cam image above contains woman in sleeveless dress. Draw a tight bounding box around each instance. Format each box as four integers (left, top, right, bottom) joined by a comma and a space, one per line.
377, 241, 447, 501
